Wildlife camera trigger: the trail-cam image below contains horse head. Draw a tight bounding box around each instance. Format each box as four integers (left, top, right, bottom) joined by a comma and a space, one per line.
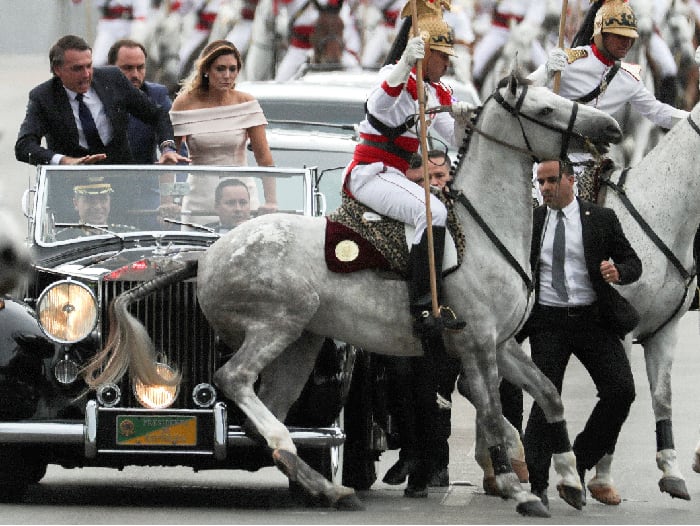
472, 73, 622, 164
312, 11, 345, 66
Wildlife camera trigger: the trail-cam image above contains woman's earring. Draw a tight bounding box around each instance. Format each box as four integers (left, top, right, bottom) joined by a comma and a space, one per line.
204, 73, 208, 78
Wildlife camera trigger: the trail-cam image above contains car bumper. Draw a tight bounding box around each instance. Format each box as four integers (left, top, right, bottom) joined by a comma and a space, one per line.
0, 401, 344, 460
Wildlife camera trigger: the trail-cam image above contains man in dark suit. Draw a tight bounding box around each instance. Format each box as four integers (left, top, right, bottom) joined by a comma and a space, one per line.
521, 159, 641, 508
204, 178, 252, 234
107, 38, 174, 164
15, 34, 189, 166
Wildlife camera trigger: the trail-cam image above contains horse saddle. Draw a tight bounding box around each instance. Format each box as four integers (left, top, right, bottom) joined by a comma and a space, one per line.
325, 194, 465, 278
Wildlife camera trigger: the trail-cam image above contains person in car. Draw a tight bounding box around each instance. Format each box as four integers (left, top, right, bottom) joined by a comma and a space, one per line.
204, 178, 252, 234
170, 39, 277, 224
55, 182, 134, 240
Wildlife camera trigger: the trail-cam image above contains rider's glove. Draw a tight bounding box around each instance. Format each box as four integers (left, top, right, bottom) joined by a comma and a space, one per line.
545, 48, 568, 80
449, 101, 477, 120
385, 36, 425, 87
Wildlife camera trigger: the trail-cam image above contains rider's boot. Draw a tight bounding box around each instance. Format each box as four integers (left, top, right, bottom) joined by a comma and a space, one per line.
658, 76, 678, 106
408, 226, 466, 337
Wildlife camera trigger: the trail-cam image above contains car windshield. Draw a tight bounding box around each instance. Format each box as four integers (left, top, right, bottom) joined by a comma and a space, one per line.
34, 166, 312, 245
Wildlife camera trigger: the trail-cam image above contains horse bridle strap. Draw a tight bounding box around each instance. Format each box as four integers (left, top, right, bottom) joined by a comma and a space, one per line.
491, 85, 582, 163
453, 190, 533, 293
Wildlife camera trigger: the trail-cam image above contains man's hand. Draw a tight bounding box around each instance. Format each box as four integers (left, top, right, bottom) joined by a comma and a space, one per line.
158, 151, 191, 164
545, 48, 568, 79
59, 153, 108, 165
600, 260, 619, 284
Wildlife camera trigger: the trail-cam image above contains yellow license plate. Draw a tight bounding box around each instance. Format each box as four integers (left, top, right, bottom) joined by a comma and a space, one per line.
116, 415, 197, 446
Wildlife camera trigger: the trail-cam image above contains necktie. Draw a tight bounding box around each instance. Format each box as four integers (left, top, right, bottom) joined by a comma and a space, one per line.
76, 93, 103, 152
551, 210, 568, 301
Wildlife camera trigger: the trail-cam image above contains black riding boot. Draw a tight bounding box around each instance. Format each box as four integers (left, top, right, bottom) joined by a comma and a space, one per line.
408, 227, 466, 337
658, 76, 678, 107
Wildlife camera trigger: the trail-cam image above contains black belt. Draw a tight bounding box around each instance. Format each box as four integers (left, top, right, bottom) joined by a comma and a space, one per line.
537, 303, 598, 318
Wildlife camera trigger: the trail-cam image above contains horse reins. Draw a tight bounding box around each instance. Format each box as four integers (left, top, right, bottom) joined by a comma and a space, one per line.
602, 114, 700, 343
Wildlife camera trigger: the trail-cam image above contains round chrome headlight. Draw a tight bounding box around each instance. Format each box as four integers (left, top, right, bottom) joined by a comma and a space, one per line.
37, 280, 98, 343
192, 383, 217, 408
133, 363, 179, 409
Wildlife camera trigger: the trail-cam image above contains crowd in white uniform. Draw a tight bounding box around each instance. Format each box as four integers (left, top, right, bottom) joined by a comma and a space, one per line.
72, 0, 700, 106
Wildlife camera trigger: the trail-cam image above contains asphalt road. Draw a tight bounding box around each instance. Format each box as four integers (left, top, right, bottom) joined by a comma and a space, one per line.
2, 53, 700, 524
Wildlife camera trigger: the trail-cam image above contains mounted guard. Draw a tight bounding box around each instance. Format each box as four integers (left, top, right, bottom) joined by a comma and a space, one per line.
339, 0, 474, 341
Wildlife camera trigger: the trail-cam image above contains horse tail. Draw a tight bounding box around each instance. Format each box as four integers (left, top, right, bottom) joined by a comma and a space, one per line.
82, 260, 199, 389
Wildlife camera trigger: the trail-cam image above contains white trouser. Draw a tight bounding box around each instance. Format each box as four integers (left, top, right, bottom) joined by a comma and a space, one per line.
93, 19, 133, 66
346, 162, 447, 245
275, 45, 310, 80
226, 19, 254, 56
649, 32, 678, 78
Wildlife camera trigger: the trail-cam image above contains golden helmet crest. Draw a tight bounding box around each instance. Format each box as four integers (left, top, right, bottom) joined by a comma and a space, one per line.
417, 14, 456, 57
592, 0, 638, 39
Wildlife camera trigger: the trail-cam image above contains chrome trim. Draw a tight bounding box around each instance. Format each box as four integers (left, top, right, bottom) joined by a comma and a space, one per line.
213, 402, 227, 460
227, 426, 345, 448
85, 399, 97, 458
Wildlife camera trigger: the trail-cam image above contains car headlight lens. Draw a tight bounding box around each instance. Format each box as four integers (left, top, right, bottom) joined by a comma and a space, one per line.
133, 363, 179, 409
37, 281, 98, 344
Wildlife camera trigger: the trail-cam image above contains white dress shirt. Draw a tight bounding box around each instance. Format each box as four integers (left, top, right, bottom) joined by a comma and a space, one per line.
538, 199, 596, 307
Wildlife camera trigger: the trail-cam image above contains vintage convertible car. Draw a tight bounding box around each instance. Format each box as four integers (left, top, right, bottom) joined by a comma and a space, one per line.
0, 164, 382, 501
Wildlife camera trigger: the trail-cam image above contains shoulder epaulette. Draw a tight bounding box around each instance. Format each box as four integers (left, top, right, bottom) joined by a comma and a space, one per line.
565, 48, 588, 63
620, 62, 642, 81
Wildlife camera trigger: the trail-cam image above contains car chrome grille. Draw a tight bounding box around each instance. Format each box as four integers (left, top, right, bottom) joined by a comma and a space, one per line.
100, 279, 218, 409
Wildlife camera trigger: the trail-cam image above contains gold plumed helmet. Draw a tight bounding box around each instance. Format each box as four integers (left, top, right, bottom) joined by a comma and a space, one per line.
592, 0, 638, 40
400, 0, 456, 57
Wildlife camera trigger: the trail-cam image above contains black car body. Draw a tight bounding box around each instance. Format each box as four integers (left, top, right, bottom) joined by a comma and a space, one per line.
0, 164, 360, 500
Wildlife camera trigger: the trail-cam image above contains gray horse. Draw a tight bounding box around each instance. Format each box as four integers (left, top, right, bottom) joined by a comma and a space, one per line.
85, 75, 622, 517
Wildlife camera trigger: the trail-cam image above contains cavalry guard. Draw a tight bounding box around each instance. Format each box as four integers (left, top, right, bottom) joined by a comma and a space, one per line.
342, 0, 473, 339
528, 0, 689, 202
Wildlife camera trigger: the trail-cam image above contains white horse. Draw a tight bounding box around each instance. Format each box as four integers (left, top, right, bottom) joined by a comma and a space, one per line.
580, 100, 700, 502
0, 196, 31, 296
84, 75, 622, 516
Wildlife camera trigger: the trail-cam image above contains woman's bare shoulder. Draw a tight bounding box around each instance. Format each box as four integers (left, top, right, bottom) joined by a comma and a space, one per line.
234, 90, 256, 103
171, 91, 198, 111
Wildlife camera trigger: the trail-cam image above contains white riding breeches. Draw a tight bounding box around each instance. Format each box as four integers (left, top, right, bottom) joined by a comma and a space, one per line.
346, 162, 447, 245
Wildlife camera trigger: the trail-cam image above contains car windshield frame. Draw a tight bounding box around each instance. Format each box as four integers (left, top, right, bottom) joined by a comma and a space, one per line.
31, 165, 315, 247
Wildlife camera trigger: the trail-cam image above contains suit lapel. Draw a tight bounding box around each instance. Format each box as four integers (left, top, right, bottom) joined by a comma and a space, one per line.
53, 79, 80, 144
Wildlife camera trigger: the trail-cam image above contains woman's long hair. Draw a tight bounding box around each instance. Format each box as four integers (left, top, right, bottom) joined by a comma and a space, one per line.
180, 39, 243, 96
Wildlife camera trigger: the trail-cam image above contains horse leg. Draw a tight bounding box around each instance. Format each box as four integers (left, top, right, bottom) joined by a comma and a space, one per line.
453, 334, 549, 518
474, 413, 527, 496
213, 330, 361, 509
497, 337, 583, 510
641, 325, 691, 500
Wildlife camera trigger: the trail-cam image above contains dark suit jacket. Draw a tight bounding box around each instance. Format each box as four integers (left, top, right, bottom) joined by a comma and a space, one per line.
129, 81, 172, 164
15, 67, 174, 165
530, 198, 642, 336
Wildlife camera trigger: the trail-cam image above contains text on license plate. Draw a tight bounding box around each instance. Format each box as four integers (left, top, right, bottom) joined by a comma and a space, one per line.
116, 415, 197, 446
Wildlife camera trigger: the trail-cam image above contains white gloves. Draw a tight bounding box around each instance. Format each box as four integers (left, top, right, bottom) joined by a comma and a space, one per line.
545, 48, 568, 79
385, 36, 426, 87
450, 101, 476, 119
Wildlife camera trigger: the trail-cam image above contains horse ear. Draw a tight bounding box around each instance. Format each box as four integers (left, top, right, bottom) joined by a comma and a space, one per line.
507, 71, 518, 96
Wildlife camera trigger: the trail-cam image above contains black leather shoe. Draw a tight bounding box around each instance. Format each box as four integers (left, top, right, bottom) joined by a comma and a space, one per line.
383, 458, 418, 485
531, 487, 549, 509
428, 467, 449, 487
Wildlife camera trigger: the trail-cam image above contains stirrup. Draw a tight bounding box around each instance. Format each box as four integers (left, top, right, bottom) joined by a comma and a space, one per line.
412, 306, 466, 337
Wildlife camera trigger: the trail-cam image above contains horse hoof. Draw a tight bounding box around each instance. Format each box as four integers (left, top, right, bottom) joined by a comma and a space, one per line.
482, 476, 499, 496
659, 477, 691, 500
516, 499, 551, 518
334, 493, 365, 511
587, 482, 621, 505
557, 483, 584, 510
512, 458, 529, 483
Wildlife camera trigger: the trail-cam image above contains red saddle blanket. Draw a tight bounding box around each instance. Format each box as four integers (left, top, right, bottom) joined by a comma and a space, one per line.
324, 218, 395, 274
